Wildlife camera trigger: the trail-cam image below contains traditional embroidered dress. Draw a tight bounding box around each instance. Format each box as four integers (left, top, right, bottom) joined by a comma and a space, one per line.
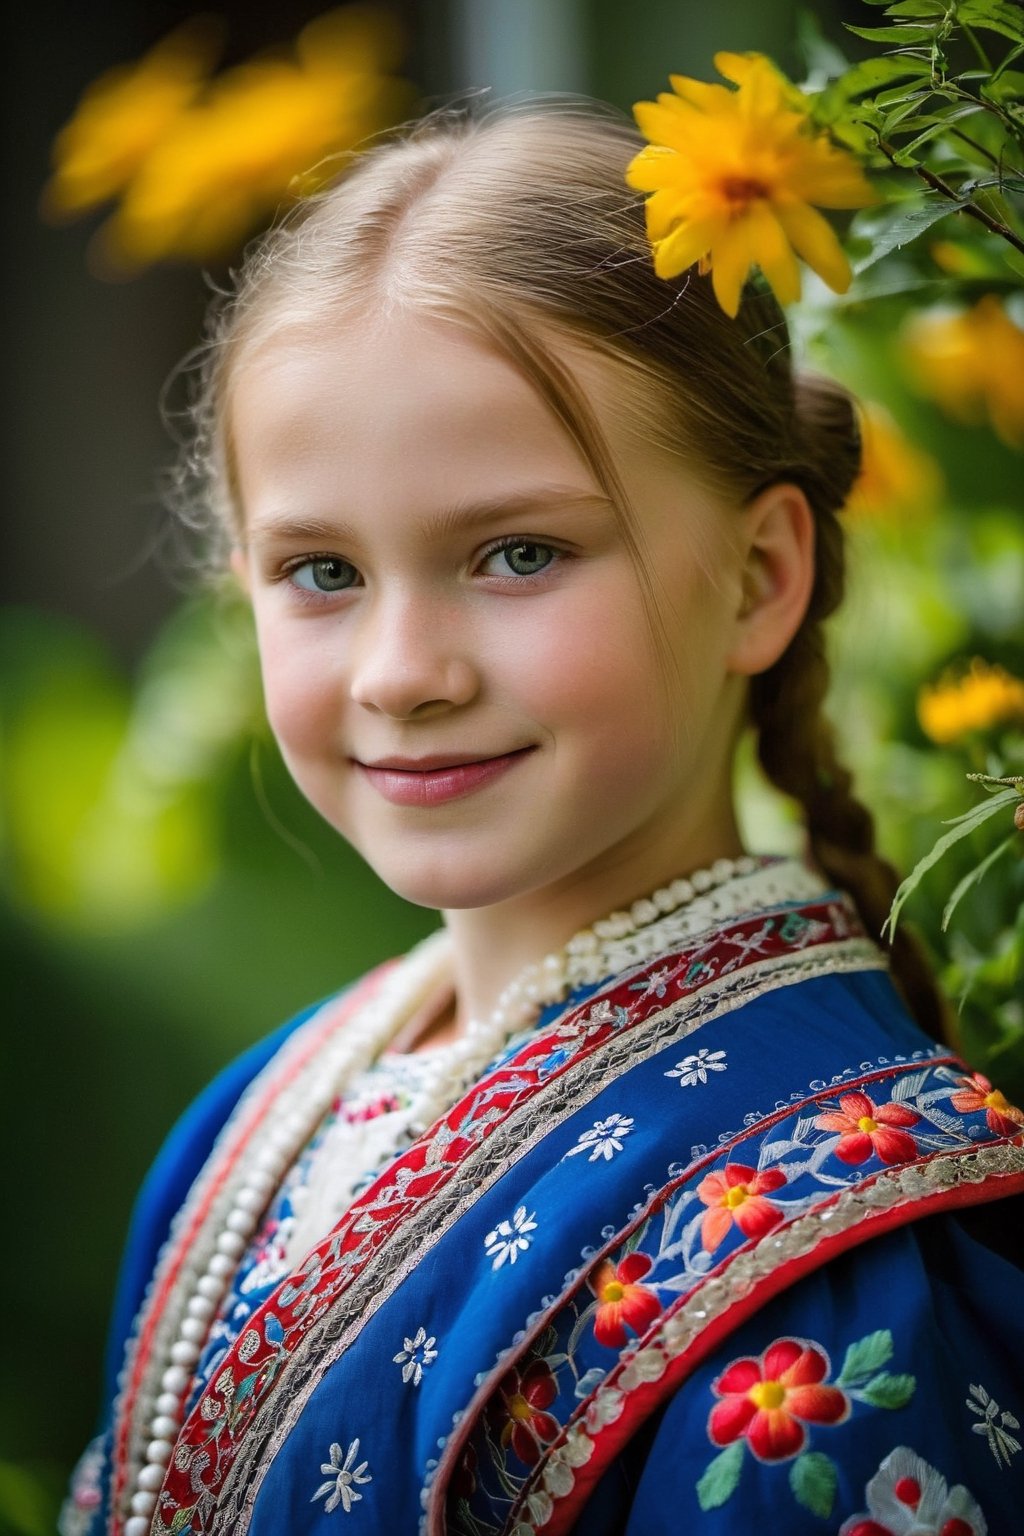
64, 860, 1024, 1535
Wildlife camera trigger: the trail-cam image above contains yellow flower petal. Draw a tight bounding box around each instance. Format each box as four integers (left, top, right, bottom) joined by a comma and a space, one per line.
744, 202, 802, 307
652, 218, 721, 281
774, 200, 852, 293
628, 51, 872, 314
709, 221, 755, 318
667, 74, 737, 115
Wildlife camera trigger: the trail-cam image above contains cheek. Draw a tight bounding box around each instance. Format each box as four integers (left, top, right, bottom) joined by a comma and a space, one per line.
254, 619, 340, 758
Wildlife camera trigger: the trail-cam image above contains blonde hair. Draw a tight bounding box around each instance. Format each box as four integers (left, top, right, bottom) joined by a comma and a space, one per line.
176, 98, 947, 1038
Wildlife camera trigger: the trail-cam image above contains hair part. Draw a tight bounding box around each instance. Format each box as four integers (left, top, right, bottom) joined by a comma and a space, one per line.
173, 96, 948, 1039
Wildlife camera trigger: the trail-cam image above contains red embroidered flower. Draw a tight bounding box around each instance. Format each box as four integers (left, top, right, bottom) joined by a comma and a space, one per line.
709, 1337, 849, 1461
589, 1251, 662, 1348
950, 1071, 1024, 1137
696, 1163, 787, 1252
815, 1090, 919, 1165
494, 1360, 560, 1466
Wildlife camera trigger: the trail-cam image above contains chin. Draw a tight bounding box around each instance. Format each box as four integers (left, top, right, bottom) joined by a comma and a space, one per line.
371, 853, 528, 914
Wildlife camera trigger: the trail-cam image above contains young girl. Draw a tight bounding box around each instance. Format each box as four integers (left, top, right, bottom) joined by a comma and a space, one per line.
65, 102, 1024, 1536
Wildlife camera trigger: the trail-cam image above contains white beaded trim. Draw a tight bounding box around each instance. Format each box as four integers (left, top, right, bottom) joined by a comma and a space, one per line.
117, 854, 803, 1533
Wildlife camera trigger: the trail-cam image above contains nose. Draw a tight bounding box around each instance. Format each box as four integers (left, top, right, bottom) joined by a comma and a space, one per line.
348, 590, 479, 718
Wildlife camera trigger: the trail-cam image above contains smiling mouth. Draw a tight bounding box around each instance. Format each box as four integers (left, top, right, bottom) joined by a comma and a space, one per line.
355, 747, 534, 806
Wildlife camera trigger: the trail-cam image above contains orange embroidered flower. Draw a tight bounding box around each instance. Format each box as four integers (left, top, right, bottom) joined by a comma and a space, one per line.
709, 1337, 849, 1462
815, 1091, 920, 1166
589, 1251, 662, 1348
696, 1163, 787, 1252
951, 1072, 1024, 1137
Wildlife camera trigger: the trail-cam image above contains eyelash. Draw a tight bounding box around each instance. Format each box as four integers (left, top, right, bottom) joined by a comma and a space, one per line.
279, 537, 566, 601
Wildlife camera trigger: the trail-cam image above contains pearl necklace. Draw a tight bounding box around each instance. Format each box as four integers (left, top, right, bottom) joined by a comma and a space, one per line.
120, 853, 759, 1534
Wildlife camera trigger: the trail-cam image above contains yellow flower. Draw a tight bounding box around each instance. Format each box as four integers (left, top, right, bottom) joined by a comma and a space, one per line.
903, 297, 1024, 450
918, 660, 1024, 745
846, 403, 942, 519
626, 52, 876, 317
46, 8, 412, 272
42, 21, 218, 216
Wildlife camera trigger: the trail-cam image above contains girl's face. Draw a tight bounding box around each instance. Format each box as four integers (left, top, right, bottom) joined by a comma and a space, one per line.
232, 311, 751, 915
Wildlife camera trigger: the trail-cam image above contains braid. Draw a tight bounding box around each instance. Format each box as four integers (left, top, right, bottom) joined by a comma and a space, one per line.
750, 409, 951, 1041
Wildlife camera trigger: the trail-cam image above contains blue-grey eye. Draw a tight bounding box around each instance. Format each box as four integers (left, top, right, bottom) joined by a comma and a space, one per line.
292, 557, 358, 592
492, 541, 555, 577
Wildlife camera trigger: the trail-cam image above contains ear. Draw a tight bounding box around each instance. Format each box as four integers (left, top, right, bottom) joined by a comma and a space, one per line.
229, 545, 251, 597
726, 482, 816, 677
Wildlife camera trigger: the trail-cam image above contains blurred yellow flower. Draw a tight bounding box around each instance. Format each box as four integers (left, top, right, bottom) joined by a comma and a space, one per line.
918, 659, 1024, 744
903, 296, 1024, 449
43, 7, 412, 272
42, 21, 219, 217
846, 402, 943, 519
626, 51, 875, 317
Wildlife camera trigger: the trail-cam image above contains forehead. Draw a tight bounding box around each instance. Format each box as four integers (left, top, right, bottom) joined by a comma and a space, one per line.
229, 311, 602, 515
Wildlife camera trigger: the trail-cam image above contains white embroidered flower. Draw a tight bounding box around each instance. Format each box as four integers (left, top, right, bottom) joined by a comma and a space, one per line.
665, 1047, 727, 1086
838, 1446, 987, 1535
484, 1205, 538, 1269
311, 1438, 372, 1515
631, 966, 672, 998
393, 1326, 439, 1386
968, 1381, 1021, 1468
564, 1113, 635, 1162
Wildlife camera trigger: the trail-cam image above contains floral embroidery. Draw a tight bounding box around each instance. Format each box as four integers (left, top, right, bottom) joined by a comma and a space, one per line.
392, 1327, 438, 1386
708, 1337, 849, 1462
697, 1330, 915, 1518
589, 1251, 661, 1348
484, 1206, 538, 1270
838, 1446, 987, 1535
631, 966, 672, 998
564, 1113, 635, 1162
967, 1382, 1021, 1468
951, 1074, 1024, 1137
814, 1090, 920, 1165
665, 1047, 727, 1086
491, 1360, 560, 1466
311, 1438, 372, 1514
697, 1163, 787, 1252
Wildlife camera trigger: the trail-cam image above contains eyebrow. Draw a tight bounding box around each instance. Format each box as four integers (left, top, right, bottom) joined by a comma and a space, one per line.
247, 487, 614, 547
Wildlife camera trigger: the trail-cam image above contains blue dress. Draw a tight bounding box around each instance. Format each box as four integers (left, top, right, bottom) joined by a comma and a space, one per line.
63, 861, 1024, 1535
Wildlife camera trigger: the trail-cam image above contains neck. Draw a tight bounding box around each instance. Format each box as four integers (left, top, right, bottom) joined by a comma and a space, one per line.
441, 810, 745, 1038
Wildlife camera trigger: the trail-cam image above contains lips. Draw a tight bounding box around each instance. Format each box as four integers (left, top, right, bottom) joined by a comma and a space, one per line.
355, 747, 534, 807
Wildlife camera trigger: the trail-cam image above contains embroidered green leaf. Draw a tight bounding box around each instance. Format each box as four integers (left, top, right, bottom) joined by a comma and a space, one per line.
859, 1371, 917, 1409
169, 1508, 198, 1536
696, 1442, 744, 1511
789, 1451, 838, 1519
837, 1329, 894, 1387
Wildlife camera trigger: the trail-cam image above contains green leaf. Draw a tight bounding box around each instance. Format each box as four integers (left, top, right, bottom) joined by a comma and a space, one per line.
850, 197, 959, 273
696, 1443, 744, 1511
846, 23, 939, 43
814, 55, 933, 118
890, 105, 991, 164
885, 0, 948, 15
789, 1452, 838, 1519
859, 1372, 918, 1409
942, 833, 1018, 931
884, 789, 1020, 937
960, 0, 1024, 45
837, 1329, 894, 1387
